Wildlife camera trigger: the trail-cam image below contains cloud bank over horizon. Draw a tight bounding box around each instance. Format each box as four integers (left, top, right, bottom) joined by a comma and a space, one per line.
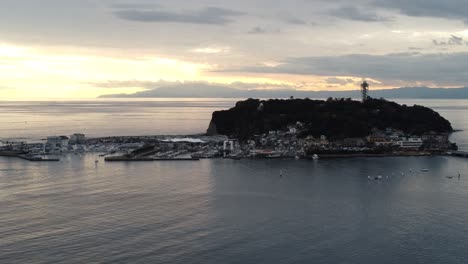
2, 0, 468, 98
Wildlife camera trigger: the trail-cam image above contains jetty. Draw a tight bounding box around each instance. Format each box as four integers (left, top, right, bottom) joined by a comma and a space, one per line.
18, 155, 60, 162
0, 151, 60, 162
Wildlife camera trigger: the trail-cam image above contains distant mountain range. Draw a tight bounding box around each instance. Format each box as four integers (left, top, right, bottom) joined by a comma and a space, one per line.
98, 84, 468, 99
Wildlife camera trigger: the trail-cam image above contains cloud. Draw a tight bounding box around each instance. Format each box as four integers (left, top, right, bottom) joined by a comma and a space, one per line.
223, 52, 468, 86
192, 46, 231, 54
372, 0, 468, 22
433, 35, 466, 46
87, 80, 175, 89
286, 18, 307, 25
90, 79, 297, 91
247, 26, 280, 34
248, 27, 267, 34
111, 3, 160, 9
325, 77, 356, 85
114, 6, 244, 25
328, 5, 393, 22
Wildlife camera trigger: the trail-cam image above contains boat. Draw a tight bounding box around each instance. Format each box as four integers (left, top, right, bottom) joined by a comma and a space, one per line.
421, 168, 429, 172
446, 176, 454, 179
227, 155, 242, 160
368, 175, 383, 180
312, 154, 319, 160
266, 152, 283, 158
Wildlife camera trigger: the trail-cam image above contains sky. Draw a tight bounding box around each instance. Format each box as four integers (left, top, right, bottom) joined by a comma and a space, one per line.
2, 0, 468, 98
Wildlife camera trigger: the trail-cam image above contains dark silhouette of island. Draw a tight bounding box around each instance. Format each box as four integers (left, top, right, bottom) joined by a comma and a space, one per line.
99, 84, 468, 99
207, 98, 453, 140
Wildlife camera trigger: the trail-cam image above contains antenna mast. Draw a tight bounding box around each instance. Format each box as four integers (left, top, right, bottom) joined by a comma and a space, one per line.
361, 80, 369, 102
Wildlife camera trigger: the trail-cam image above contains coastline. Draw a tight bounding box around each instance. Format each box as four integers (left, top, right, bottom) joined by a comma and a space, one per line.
305, 152, 433, 159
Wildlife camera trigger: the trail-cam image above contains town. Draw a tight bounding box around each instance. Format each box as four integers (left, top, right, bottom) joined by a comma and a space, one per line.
0, 123, 457, 162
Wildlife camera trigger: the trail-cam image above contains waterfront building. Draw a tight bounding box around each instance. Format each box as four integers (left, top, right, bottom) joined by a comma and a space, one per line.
374, 141, 394, 147
320, 135, 329, 146
367, 134, 386, 144
46, 136, 69, 149
422, 132, 449, 144
421, 132, 450, 150
223, 140, 236, 152
69, 133, 86, 144
343, 138, 366, 147
397, 137, 423, 149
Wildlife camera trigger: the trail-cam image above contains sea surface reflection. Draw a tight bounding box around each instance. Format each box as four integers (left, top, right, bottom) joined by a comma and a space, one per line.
1, 155, 468, 263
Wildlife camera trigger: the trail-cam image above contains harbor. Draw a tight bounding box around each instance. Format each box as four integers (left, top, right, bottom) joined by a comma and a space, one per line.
0, 128, 462, 163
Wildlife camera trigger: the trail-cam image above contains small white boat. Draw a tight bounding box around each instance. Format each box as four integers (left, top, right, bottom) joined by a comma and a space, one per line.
421, 168, 429, 172
312, 154, 319, 160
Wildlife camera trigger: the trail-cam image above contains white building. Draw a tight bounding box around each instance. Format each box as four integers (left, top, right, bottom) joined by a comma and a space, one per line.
289, 126, 297, 134
397, 137, 423, 149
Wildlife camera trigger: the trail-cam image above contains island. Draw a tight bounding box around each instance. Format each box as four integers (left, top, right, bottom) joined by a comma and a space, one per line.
206, 97, 457, 158
0, 97, 459, 161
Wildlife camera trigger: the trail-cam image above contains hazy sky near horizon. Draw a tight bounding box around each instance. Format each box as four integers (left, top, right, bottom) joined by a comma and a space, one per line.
2, 0, 468, 98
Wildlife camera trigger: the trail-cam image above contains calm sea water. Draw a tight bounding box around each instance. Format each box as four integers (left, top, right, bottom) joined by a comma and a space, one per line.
1, 155, 468, 263
0, 98, 466, 149
0, 98, 236, 141
1, 98, 468, 263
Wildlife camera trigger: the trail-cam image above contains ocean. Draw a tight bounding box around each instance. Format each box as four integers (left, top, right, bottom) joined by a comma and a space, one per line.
1, 98, 468, 263
0, 98, 466, 150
